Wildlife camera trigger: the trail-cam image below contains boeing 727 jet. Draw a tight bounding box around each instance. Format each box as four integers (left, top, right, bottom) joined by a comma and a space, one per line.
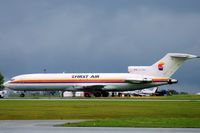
3, 53, 199, 97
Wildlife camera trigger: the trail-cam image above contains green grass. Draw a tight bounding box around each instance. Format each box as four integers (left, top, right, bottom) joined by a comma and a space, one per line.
0, 98, 200, 127
7, 94, 200, 100
151, 94, 200, 100
107, 94, 200, 100
64, 118, 200, 128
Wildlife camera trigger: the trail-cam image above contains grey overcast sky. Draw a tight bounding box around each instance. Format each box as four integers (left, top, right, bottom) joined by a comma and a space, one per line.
0, 0, 200, 93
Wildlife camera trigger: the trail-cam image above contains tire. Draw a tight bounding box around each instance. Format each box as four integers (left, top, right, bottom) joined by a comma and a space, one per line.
94, 92, 101, 97
102, 91, 109, 97
20, 93, 25, 97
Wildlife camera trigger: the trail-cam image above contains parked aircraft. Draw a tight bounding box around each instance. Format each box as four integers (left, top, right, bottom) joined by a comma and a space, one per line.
122, 87, 159, 96
3, 53, 199, 97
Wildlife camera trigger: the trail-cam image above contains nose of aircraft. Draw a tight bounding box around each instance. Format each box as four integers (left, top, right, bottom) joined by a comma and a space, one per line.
3, 81, 11, 88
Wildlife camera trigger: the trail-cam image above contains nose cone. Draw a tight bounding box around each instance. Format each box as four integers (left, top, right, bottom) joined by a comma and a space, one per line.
3, 81, 11, 88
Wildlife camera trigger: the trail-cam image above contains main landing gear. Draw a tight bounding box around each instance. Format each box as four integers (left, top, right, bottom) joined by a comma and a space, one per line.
84, 91, 110, 97
20, 92, 25, 97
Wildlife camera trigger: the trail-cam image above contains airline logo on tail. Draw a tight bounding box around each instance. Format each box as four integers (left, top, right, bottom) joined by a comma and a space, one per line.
158, 61, 165, 71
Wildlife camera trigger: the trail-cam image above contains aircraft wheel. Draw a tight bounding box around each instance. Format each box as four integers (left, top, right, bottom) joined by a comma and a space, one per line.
84, 92, 91, 97
102, 91, 109, 97
94, 92, 101, 97
20, 93, 25, 97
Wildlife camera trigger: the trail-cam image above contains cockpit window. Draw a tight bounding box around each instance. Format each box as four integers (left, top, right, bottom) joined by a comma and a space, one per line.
10, 78, 15, 81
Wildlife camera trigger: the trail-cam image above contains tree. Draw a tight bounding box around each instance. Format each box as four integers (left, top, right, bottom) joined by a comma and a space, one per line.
0, 72, 4, 90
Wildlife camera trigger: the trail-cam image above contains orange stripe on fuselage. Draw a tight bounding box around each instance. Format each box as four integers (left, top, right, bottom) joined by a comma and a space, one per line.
11, 78, 170, 83
152, 78, 169, 82
11, 78, 126, 83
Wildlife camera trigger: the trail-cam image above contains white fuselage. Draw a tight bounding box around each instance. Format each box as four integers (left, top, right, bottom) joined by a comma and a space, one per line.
4, 73, 169, 91
5, 53, 197, 92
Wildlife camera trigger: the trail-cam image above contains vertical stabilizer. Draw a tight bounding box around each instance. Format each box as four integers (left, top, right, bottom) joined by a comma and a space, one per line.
128, 53, 199, 77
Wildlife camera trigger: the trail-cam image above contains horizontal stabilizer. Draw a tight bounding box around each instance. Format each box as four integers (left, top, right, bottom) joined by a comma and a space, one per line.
170, 53, 199, 59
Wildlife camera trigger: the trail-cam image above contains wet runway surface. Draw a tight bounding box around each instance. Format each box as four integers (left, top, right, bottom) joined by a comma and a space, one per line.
0, 120, 200, 133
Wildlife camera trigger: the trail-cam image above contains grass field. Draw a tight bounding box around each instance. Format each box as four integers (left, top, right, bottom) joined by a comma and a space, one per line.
0, 96, 200, 127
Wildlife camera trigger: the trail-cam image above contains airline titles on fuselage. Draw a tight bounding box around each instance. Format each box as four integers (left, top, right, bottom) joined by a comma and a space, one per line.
72, 75, 100, 79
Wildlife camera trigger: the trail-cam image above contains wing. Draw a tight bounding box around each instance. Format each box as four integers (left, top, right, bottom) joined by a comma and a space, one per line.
66, 84, 105, 91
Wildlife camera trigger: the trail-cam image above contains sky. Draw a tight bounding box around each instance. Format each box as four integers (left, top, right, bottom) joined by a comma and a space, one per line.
0, 0, 200, 93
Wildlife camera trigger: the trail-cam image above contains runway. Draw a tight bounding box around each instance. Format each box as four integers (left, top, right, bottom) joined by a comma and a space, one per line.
0, 120, 199, 133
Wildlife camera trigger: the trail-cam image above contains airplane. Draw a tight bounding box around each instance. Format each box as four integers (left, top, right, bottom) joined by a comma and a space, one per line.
123, 87, 159, 97
3, 53, 199, 97
138, 87, 158, 96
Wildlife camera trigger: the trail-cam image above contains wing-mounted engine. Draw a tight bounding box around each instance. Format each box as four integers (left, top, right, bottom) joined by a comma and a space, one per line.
125, 77, 178, 84
125, 77, 152, 84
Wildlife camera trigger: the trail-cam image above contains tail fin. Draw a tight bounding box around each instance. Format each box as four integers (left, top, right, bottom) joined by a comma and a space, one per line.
128, 53, 199, 77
